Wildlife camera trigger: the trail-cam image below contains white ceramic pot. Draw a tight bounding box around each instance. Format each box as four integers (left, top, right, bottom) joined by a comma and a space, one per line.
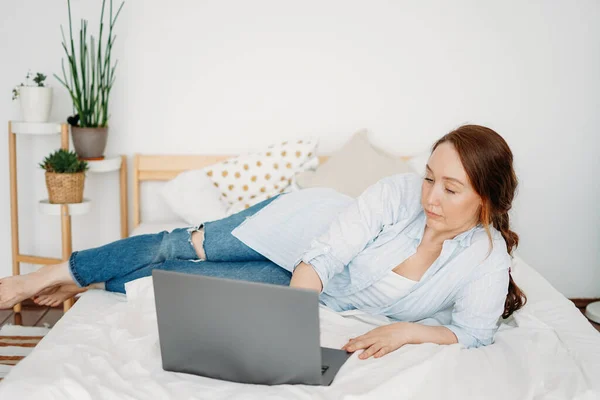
19, 86, 53, 122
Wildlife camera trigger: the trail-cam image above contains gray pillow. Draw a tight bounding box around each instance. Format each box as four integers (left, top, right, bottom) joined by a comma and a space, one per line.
295, 130, 413, 197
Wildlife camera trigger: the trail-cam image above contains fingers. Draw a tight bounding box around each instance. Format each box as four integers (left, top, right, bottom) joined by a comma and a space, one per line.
359, 344, 385, 360
342, 337, 360, 351
343, 337, 378, 353
341, 338, 354, 351
342, 334, 368, 350
341, 337, 393, 360
373, 348, 387, 358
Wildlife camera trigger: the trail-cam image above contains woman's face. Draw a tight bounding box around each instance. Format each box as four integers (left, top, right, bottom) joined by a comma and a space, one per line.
421, 142, 482, 234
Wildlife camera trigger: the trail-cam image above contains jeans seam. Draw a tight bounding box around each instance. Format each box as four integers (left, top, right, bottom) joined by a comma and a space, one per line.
68, 251, 86, 287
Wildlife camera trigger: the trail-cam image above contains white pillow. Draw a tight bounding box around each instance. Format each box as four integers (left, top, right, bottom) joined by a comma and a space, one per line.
161, 169, 230, 226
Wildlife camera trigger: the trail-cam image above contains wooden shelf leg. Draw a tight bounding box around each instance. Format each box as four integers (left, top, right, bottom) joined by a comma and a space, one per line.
120, 155, 129, 238
9, 122, 22, 314
61, 204, 75, 312
60, 125, 74, 312
61, 123, 69, 150
133, 154, 140, 231
8, 123, 72, 314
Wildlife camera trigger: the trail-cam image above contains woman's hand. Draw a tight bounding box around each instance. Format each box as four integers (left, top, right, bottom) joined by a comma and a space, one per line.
341, 322, 411, 360
289, 262, 323, 293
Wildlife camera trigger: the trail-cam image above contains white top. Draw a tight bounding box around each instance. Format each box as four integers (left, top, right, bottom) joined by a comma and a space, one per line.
321, 271, 418, 311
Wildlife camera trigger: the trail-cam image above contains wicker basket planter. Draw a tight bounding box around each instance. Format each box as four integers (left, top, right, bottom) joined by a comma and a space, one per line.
45, 172, 85, 204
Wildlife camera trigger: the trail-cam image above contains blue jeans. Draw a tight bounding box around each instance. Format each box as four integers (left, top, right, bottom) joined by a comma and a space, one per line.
68, 195, 291, 293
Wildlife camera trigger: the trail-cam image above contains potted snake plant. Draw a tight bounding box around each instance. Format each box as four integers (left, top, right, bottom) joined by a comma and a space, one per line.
54, 0, 125, 160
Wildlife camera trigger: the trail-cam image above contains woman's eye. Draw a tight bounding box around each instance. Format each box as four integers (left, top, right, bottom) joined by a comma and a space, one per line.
424, 177, 455, 194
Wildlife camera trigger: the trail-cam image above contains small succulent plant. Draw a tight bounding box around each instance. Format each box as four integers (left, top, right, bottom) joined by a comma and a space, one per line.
39, 149, 89, 173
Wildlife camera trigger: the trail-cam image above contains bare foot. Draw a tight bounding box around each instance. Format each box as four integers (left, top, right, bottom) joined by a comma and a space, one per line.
33, 283, 87, 307
33, 286, 60, 298
0, 274, 58, 309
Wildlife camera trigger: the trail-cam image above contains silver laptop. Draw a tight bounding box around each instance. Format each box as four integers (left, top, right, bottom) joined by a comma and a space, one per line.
152, 269, 351, 386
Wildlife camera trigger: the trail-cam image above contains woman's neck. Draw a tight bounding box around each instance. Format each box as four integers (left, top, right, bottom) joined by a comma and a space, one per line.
423, 221, 478, 246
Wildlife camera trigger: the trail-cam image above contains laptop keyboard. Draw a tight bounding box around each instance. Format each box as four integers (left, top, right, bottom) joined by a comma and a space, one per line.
321, 365, 329, 375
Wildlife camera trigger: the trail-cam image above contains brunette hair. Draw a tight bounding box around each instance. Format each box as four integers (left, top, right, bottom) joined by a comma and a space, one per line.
432, 124, 526, 319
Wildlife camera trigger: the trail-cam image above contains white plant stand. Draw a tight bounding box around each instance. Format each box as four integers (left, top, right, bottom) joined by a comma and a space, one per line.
38, 199, 92, 216
585, 301, 600, 324
8, 121, 129, 313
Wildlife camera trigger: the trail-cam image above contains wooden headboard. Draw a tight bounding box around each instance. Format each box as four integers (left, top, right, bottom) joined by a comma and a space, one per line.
132, 154, 331, 229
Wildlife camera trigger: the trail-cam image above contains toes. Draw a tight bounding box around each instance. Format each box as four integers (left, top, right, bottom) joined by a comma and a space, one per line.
37, 295, 64, 307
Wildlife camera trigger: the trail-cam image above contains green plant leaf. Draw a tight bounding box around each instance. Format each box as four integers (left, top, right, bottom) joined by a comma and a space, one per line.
39, 149, 89, 173
33, 73, 47, 86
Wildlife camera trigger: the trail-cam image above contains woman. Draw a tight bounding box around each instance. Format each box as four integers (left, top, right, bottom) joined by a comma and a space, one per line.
0, 124, 526, 360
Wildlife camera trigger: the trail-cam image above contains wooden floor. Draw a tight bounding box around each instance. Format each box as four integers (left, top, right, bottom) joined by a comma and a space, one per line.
0, 299, 70, 329
1, 300, 599, 333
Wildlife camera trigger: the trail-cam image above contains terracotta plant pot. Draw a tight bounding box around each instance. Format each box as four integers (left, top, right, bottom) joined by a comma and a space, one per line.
71, 126, 108, 160
45, 171, 85, 204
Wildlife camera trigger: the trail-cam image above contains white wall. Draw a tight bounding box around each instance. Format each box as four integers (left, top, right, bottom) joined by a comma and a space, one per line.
0, 0, 598, 298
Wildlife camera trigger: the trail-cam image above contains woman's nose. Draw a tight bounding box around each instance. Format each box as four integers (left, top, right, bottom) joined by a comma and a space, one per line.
426, 185, 442, 207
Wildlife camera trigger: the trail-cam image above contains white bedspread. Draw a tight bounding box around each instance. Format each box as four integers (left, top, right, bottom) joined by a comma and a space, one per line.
0, 256, 599, 399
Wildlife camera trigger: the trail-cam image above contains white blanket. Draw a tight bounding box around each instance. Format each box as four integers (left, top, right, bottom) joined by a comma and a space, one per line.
0, 257, 599, 399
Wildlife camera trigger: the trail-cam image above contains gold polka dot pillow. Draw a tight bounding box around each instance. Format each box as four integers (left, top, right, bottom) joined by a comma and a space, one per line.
204, 138, 319, 214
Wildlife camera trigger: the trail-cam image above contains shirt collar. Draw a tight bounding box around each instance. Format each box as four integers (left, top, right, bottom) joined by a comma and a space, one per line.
406, 211, 482, 248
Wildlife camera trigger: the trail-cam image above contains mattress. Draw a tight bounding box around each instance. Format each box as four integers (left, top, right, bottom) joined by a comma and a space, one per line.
1, 223, 599, 399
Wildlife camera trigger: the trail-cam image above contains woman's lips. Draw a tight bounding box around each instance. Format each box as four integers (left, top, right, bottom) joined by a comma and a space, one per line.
425, 210, 442, 218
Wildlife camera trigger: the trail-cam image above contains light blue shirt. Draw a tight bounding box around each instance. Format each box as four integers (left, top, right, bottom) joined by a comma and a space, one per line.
231, 173, 511, 348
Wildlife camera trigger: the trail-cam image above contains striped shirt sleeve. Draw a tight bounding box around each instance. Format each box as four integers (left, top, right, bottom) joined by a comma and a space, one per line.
443, 262, 510, 348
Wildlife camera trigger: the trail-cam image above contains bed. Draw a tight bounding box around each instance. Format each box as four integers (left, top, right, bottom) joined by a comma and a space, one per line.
0, 154, 599, 399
